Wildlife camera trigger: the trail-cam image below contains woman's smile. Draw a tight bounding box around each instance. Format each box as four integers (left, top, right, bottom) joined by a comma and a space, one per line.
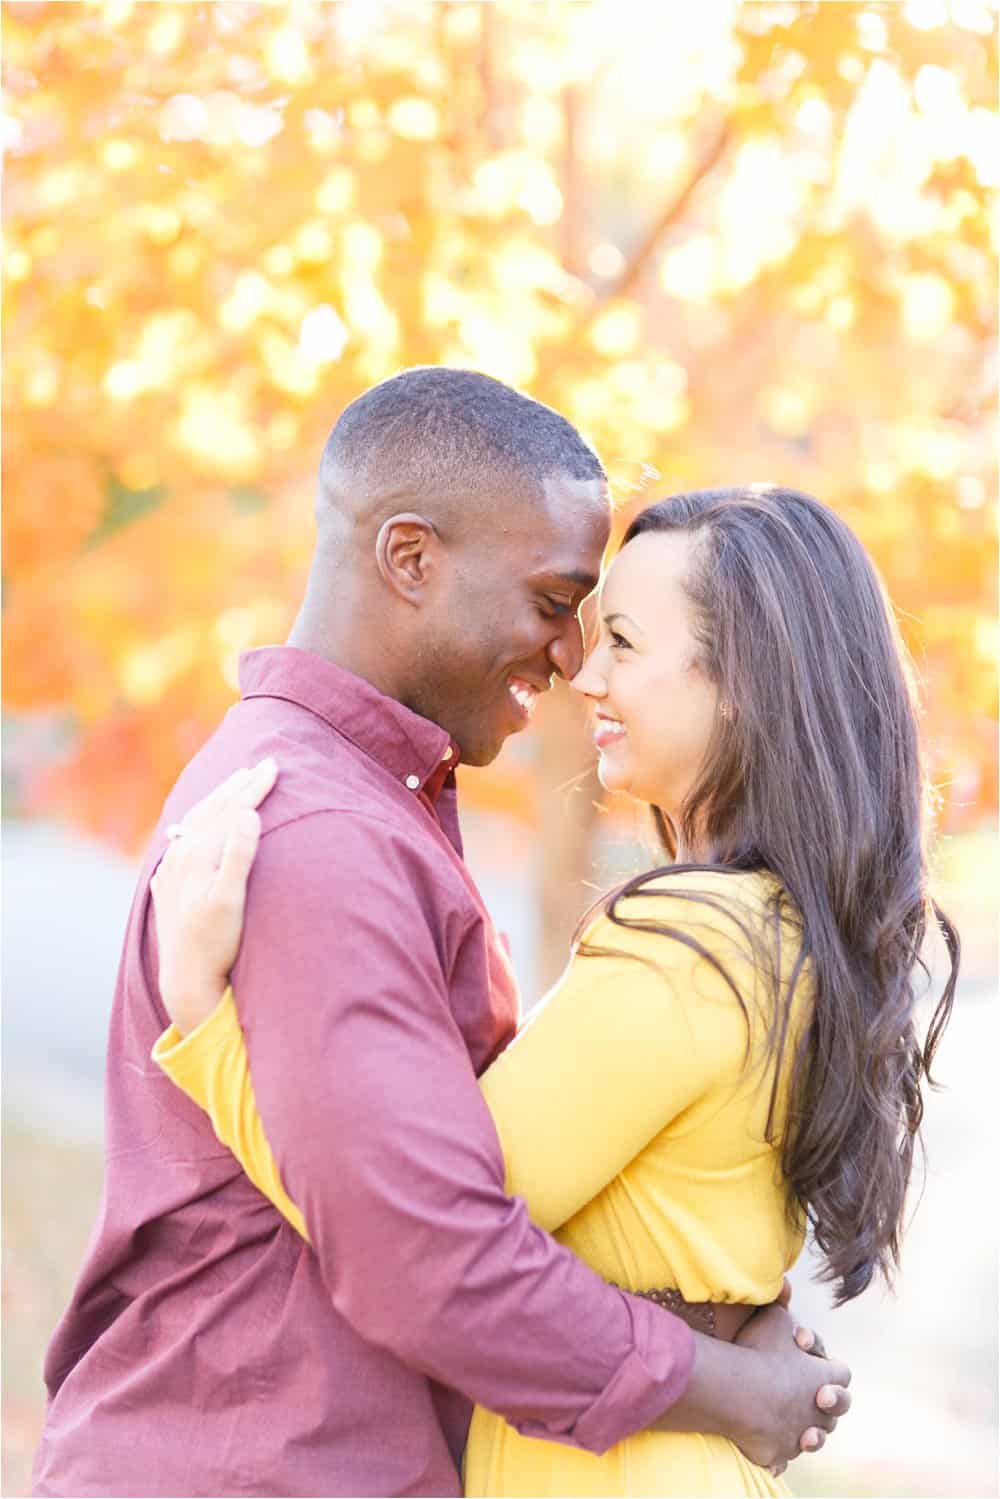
593, 713, 627, 750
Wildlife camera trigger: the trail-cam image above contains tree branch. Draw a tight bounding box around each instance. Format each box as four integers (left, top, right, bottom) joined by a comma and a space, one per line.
538, 118, 733, 392
602, 119, 733, 305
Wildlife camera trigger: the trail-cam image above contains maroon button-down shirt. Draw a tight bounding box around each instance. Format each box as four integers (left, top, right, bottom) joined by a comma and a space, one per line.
34, 647, 693, 1498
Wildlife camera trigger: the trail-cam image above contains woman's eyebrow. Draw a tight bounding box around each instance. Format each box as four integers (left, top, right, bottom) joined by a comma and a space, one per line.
604, 610, 645, 636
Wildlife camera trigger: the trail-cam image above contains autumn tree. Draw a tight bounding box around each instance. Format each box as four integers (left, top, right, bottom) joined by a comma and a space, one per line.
3, 0, 995, 981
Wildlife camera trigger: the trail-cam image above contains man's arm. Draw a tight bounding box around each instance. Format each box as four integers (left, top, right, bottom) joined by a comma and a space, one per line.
223, 811, 693, 1454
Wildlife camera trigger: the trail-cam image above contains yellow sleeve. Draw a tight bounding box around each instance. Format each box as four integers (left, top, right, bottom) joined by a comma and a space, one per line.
152, 988, 310, 1243
479, 884, 759, 1232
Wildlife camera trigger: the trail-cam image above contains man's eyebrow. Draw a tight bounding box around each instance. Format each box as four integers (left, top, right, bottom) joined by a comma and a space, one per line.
542, 569, 600, 594
605, 610, 645, 636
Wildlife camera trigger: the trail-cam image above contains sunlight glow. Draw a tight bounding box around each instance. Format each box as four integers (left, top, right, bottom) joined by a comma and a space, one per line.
220, 273, 271, 332
266, 26, 313, 87
177, 387, 260, 476
298, 304, 350, 364
387, 97, 439, 142
900, 273, 957, 339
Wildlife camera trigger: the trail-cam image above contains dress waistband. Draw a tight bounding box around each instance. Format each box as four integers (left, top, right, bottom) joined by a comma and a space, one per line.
617, 1285, 758, 1342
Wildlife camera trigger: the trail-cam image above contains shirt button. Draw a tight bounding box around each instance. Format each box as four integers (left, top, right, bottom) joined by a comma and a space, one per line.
405, 774, 421, 790
441, 747, 453, 762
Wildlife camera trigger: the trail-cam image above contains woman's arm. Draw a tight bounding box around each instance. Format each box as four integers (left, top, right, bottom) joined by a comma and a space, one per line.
478, 890, 755, 1229
153, 989, 308, 1240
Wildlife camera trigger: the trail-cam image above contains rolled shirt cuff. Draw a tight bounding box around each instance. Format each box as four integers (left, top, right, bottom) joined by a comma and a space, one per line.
511, 1289, 696, 1456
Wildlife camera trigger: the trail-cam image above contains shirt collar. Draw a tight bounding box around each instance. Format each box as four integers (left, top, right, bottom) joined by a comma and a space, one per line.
239, 646, 461, 802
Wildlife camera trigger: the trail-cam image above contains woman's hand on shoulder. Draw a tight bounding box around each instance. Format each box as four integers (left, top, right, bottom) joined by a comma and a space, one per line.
151, 758, 278, 1035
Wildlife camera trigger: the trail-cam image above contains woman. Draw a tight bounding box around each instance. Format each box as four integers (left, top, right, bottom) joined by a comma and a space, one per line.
150, 486, 957, 1496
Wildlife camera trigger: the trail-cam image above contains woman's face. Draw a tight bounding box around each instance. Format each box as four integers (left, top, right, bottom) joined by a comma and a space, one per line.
572, 529, 721, 816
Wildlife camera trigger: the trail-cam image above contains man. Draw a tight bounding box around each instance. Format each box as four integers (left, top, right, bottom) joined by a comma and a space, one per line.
35, 369, 850, 1497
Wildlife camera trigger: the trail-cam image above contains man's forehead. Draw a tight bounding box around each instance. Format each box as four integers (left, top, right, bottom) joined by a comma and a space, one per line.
519, 473, 610, 569
477, 471, 609, 584
516, 517, 606, 592
541, 472, 611, 526
541, 471, 610, 503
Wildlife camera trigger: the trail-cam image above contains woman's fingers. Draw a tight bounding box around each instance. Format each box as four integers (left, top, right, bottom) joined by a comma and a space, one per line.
799, 1426, 827, 1452
234, 757, 278, 809
177, 758, 278, 835
213, 808, 261, 906
177, 767, 252, 832
817, 1384, 852, 1416
152, 758, 278, 920
805, 1382, 851, 1438
156, 759, 278, 872
794, 1324, 827, 1359
158, 801, 256, 895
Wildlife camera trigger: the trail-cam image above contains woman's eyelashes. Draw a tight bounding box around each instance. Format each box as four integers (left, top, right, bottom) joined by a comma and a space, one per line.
609, 629, 632, 650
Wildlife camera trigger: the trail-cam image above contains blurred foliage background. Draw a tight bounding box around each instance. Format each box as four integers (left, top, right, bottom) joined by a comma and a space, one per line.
3, 0, 997, 860
2, 2, 997, 1495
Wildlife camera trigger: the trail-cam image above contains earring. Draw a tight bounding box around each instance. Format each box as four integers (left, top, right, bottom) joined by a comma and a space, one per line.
719, 702, 730, 719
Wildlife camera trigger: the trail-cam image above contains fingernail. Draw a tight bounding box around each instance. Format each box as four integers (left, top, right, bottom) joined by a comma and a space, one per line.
256, 757, 277, 775
818, 1387, 834, 1409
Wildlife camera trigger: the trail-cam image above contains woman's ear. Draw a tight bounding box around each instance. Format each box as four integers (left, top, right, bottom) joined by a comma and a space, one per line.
374, 513, 440, 605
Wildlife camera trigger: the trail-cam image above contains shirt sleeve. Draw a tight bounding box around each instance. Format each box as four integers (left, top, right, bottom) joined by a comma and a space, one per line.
479, 890, 756, 1232
163, 811, 694, 1454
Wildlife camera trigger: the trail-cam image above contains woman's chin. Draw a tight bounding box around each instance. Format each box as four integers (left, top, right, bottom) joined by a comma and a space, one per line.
595, 754, 629, 794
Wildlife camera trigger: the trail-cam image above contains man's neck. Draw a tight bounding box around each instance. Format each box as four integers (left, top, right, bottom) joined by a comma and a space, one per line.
286, 604, 402, 705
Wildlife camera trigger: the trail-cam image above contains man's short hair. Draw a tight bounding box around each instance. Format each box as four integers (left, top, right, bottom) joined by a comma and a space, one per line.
321, 367, 606, 513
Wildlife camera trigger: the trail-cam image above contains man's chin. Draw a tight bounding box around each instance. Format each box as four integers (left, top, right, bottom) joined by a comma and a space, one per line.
460, 739, 506, 769
456, 722, 515, 768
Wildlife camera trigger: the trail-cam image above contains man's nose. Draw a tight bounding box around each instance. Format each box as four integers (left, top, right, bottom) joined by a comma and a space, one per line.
547, 618, 585, 682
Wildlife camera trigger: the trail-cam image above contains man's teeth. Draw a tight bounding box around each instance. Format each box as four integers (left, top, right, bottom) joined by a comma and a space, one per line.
510, 683, 537, 713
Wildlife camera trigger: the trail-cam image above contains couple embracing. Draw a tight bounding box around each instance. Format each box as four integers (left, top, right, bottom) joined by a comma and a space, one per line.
34, 368, 956, 1497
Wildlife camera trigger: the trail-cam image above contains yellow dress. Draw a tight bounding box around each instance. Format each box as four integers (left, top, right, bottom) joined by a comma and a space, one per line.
154, 869, 810, 1497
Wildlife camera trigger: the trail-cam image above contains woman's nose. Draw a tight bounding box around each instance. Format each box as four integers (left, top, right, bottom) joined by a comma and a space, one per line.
570, 648, 605, 699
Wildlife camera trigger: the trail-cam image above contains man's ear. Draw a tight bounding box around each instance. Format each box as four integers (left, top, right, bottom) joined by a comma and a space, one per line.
374, 513, 440, 605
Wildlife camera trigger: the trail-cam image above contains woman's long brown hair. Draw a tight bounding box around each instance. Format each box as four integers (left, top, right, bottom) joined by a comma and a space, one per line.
589, 486, 958, 1304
